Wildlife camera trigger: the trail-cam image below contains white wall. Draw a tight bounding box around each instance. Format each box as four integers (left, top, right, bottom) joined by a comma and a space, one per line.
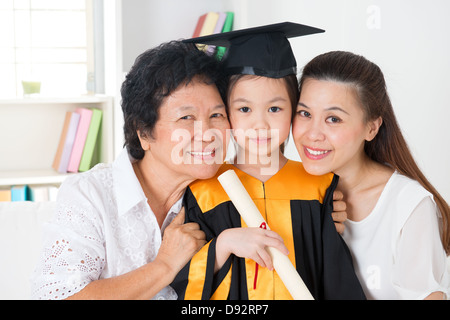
119, 0, 450, 202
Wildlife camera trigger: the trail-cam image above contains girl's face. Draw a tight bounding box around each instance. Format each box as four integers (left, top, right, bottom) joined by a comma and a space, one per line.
228, 76, 292, 162
292, 78, 381, 177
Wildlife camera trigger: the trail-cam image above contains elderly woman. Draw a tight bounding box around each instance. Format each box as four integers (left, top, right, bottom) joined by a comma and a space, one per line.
30, 41, 230, 299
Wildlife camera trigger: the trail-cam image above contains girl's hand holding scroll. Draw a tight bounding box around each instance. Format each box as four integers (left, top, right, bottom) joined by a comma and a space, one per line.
215, 227, 289, 273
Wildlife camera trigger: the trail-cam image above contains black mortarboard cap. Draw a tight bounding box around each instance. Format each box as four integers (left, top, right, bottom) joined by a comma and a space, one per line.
183, 22, 324, 78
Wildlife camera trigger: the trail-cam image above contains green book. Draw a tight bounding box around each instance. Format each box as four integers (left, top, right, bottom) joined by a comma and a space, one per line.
216, 12, 234, 60
79, 108, 102, 172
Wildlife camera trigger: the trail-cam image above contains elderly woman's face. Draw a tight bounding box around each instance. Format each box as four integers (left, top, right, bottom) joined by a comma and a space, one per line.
143, 77, 230, 181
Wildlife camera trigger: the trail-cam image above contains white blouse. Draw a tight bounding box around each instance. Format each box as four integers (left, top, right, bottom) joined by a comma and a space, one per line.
342, 171, 449, 299
30, 148, 181, 300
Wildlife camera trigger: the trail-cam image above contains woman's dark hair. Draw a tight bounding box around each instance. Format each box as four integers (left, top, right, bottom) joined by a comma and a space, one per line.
300, 51, 449, 254
121, 41, 226, 160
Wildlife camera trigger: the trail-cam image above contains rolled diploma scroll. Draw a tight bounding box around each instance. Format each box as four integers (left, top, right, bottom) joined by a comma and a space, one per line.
217, 169, 314, 300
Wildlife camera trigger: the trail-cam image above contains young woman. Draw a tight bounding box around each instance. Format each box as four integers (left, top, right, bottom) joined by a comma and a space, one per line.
292, 51, 449, 299
171, 23, 365, 300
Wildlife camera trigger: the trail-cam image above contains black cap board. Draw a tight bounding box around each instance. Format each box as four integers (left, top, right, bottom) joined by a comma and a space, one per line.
183, 22, 325, 78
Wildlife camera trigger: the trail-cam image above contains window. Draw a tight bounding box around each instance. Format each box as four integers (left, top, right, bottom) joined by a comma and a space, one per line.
0, 0, 95, 98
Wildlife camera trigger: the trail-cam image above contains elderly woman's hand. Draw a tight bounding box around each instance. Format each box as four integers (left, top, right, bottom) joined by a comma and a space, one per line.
155, 207, 207, 279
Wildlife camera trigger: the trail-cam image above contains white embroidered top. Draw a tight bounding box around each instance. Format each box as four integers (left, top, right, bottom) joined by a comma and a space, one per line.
342, 171, 449, 300
30, 148, 181, 300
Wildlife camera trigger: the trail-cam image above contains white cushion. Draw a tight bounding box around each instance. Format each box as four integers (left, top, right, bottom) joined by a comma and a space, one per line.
0, 202, 55, 299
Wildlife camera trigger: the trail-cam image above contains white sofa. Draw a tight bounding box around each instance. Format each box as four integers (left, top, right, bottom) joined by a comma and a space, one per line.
0, 201, 55, 299
1, 201, 449, 300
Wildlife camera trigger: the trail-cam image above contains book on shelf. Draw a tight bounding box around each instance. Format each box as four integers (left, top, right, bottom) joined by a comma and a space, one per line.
200, 12, 219, 37
205, 12, 227, 55
79, 108, 102, 172
67, 108, 93, 172
192, 13, 207, 37
53, 111, 80, 173
198, 12, 219, 52
53, 108, 102, 174
52, 111, 72, 171
29, 185, 58, 202
0, 189, 11, 202
192, 11, 234, 59
0, 185, 58, 202
216, 12, 234, 60
11, 185, 30, 201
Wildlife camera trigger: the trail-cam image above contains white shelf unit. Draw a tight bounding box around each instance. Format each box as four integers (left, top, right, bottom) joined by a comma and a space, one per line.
0, 96, 114, 187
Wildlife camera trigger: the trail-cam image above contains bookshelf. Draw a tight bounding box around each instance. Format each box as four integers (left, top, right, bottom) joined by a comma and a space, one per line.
0, 96, 114, 188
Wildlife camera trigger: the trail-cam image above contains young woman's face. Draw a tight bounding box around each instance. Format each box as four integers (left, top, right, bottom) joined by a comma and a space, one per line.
292, 78, 380, 177
228, 76, 292, 160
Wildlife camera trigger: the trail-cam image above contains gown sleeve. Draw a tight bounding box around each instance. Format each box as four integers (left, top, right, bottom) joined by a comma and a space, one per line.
171, 187, 235, 300
320, 175, 367, 299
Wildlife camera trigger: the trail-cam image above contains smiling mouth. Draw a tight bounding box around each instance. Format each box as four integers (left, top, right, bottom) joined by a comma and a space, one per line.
304, 147, 331, 159
249, 137, 271, 144
188, 149, 216, 158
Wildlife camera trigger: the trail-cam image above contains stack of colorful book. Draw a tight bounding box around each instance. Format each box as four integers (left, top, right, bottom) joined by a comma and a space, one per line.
0, 185, 58, 202
192, 11, 234, 59
52, 107, 103, 174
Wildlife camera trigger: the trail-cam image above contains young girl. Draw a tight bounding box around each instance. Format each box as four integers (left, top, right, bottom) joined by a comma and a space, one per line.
293, 51, 449, 299
171, 23, 365, 300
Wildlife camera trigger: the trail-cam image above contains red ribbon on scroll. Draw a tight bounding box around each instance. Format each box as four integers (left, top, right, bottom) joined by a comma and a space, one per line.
253, 222, 267, 290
